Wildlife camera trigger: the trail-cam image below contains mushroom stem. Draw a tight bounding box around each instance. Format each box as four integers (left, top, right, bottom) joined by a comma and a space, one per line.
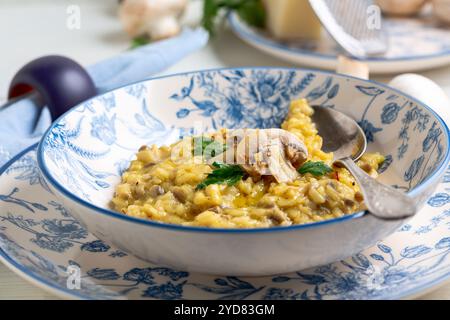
208, 128, 308, 183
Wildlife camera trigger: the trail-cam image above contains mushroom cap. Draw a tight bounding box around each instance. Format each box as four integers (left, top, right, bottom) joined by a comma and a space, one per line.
208, 128, 309, 183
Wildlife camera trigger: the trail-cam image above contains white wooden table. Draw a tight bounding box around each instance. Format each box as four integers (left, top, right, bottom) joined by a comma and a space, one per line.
1, 0, 450, 300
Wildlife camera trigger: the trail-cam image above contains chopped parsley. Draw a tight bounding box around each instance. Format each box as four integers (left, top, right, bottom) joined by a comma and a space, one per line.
192, 136, 227, 159
298, 161, 333, 177
196, 162, 245, 190
130, 36, 150, 49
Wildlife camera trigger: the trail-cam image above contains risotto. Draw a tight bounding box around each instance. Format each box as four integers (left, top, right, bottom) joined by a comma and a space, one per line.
111, 99, 385, 228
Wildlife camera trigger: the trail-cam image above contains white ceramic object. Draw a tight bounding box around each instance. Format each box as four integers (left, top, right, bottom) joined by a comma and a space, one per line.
388, 73, 450, 125
228, 12, 450, 74
37, 68, 450, 276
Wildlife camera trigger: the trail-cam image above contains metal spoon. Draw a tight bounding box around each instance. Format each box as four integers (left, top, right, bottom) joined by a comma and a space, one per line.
311, 105, 417, 220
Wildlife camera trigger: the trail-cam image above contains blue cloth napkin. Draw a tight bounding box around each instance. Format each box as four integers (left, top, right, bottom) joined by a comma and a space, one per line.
0, 28, 208, 167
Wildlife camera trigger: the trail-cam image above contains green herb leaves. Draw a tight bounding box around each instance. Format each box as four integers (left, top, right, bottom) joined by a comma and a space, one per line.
235, 0, 266, 29
197, 161, 332, 189
237, 0, 266, 28
203, 0, 222, 34
202, 0, 266, 35
197, 162, 245, 190
192, 136, 227, 159
130, 36, 150, 49
298, 161, 333, 177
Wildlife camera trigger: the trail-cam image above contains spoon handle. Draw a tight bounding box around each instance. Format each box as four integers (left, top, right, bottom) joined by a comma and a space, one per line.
336, 157, 417, 220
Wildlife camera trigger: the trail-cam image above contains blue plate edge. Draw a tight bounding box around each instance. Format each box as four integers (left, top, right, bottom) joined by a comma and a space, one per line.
0, 143, 90, 300
0, 146, 449, 300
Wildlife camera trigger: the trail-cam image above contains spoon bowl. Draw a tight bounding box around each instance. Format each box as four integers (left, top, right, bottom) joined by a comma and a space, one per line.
312, 105, 367, 160
311, 105, 418, 220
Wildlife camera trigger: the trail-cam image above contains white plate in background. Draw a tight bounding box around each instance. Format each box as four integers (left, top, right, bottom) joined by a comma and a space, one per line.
1, 145, 450, 299
229, 12, 450, 74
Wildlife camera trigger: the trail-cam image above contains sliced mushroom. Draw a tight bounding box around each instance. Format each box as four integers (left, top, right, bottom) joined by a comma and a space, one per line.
172, 186, 187, 203
262, 139, 301, 182
148, 185, 164, 198
267, 207, 292, 226
208, 206, 223, 213
209, 129, 308, 183
344, 199, 355, 207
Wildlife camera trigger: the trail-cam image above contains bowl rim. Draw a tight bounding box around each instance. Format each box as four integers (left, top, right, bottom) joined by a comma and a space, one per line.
37, 66, 450, 234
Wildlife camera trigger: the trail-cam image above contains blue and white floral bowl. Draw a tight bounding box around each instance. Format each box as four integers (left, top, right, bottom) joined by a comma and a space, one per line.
37, 68, 450, 276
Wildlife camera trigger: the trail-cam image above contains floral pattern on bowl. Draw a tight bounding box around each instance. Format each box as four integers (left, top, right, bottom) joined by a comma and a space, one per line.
35, 68, 450, 276
39, 68, 449, 208
2, 146, 450, 299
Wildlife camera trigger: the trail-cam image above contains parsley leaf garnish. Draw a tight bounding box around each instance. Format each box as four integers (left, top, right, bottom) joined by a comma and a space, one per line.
196, 162, 245, 190
192, 136, 227, 159
235, 0, 266, 28
130, 36, 150, 49
298, 161, 333, 177
202, 0, 266, 35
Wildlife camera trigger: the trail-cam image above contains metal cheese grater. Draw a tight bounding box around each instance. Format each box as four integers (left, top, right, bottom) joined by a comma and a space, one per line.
308, 0, 388, 58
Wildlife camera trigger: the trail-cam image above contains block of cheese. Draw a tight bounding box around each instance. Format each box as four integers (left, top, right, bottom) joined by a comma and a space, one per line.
263, 0, 322, 41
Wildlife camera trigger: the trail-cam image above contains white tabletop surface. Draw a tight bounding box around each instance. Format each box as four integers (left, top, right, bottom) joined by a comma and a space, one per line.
1, 0, 450, 300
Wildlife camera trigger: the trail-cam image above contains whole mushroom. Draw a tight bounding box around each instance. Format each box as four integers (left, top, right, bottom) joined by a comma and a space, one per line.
375, 0, 428, 16
209, 129, 309, 183
119, 0, 187, 41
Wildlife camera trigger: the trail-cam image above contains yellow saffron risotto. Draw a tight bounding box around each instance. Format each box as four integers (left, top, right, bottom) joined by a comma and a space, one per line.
111, 99, 385, 228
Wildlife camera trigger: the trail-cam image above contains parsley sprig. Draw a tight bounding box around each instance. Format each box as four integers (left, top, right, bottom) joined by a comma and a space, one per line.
197, 160, 332, 189
202, 0, 266, 35
192, 136, 227, 159
298, 161, 333, 177
130, 36, 150, 49
196, 162, 245, 190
